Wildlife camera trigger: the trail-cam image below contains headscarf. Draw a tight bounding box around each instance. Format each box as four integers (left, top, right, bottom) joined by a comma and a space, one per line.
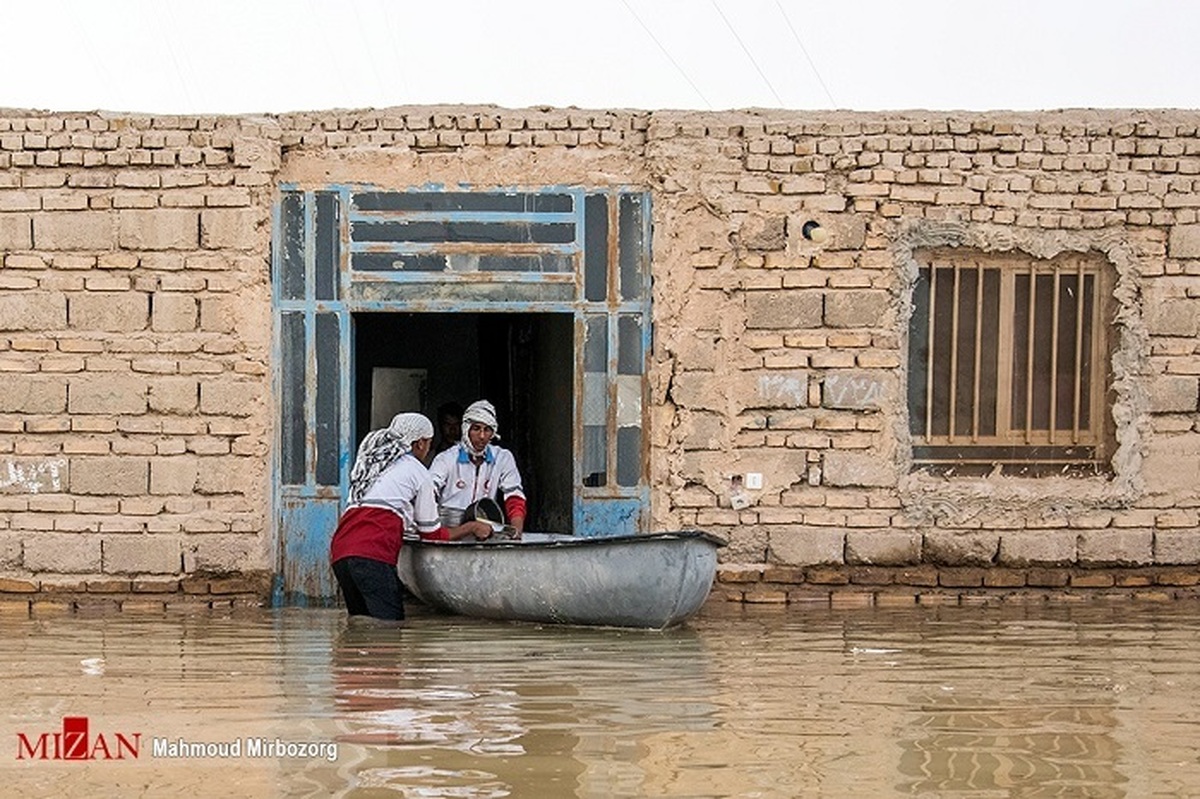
460, 399, 500, 457
348, 412, 433, 503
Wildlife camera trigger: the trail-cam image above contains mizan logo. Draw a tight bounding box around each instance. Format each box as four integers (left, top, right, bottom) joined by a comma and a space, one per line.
17, 716, 140, 761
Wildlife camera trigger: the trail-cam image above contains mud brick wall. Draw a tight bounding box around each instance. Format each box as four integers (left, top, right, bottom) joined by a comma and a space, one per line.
1, 106, 1198, 607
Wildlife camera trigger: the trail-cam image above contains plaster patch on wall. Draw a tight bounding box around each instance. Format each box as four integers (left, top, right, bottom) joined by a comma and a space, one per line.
1, 458, 67, 494
892, 221, 1149, 522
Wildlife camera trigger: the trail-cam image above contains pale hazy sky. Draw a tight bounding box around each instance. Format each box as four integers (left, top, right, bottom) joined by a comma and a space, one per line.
4, 0, 1198, 115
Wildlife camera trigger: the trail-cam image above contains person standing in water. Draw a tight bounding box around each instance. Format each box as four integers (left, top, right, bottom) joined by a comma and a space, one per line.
329, 412, 493, 621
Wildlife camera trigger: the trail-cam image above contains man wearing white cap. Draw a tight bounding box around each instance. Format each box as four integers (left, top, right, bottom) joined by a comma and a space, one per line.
429, 399, 527, 535
329, 412, 494, 620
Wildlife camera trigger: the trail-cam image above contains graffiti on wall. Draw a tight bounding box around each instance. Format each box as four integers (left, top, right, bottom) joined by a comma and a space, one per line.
1, 459, 67, 494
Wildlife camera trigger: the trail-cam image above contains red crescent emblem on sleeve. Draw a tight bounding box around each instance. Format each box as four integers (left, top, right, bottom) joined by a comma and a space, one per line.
456, 480, 466, 489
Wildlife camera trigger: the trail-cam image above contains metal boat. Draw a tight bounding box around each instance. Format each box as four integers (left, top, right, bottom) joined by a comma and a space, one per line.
398, 531, 726, 629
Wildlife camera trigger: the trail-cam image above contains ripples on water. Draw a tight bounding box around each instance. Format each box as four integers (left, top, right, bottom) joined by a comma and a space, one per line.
3, 602, 1200, 797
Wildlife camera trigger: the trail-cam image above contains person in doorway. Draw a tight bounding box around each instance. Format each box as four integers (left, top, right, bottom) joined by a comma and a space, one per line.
429, 399, 527, 536
329, 412, 496, 621
432, 401, 464, 456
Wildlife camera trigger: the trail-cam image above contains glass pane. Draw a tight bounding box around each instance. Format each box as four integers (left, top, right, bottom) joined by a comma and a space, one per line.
280, 192, 305, 301
315, 313, 340, 486
616, 426, 641, 487
583, 315, 608, 372
352, 253, 447, 272
907, 266, 931, 438
352, 220, 574, 244
280, 312, 306, 485
315, 192, 339, 302
354, 192, 573, 213
617, 315, 643, 375
584, 194, 608, 302
582, 316, 608, 487
618, 194, 646, 301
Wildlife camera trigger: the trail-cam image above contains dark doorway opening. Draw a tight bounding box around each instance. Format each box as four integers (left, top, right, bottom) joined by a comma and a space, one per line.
352, 312, 574, 533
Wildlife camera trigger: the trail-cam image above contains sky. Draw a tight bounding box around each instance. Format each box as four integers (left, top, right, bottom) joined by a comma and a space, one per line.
3, 0, 1198, 116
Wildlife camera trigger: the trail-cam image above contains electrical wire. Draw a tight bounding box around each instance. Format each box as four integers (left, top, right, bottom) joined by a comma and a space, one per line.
775, 0, 837, 107
619, 0, 712, 109
711, 0, 783, 107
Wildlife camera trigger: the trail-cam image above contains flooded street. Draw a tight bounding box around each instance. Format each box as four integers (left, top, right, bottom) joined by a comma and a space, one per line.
3, 602, 1200, 797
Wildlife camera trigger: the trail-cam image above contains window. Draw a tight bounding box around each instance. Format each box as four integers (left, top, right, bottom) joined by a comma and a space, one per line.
908, 249, 1114, 476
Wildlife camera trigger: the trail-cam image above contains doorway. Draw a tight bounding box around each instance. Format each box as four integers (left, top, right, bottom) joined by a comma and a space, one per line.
353, 312, 575, 533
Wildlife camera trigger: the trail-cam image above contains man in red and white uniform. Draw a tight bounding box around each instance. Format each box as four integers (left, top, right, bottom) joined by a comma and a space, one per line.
329, 412, 493, 620
429, 399, 527, 535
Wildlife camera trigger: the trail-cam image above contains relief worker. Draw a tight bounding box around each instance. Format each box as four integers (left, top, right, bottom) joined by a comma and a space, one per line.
329, 412, 494, 621
429, 399, 527, 536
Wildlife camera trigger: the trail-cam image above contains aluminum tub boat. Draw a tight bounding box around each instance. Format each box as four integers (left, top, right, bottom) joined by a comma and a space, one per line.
398, 531, 726, 629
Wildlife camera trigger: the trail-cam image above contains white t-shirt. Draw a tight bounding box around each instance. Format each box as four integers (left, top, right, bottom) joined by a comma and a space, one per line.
352, 452, 441, 537
429, 444, 525, 522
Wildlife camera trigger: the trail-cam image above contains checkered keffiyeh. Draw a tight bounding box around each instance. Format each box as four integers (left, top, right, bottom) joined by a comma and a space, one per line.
348, 412, 433, 503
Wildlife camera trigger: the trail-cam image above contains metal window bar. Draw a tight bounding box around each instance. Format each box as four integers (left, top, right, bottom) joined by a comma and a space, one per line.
948, 263, 961, 439
913, 254, 1108, 468
972, 260, 984, 442
1024, 261, 1036, 444
1073, 260, 1085, 443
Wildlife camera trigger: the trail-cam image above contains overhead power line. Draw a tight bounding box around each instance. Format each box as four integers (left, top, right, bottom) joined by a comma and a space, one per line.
620, 0, 713, 109
775, 0, 837, 107
711, 0, 784, 107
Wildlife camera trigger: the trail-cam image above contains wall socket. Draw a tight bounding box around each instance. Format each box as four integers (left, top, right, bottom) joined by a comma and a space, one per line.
745, 472, 763, 490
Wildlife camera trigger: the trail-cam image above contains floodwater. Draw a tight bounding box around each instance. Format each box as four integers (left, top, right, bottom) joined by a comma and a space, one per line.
4, 602, 1200, 798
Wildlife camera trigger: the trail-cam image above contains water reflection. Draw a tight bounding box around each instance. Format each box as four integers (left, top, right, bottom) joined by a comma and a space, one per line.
2, 603, 1200, 796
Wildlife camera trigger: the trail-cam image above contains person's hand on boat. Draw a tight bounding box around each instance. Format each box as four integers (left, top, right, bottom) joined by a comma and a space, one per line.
446, 520, 495, 541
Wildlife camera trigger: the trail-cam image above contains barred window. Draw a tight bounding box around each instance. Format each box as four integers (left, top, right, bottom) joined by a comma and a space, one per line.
908, 250, 1115, 476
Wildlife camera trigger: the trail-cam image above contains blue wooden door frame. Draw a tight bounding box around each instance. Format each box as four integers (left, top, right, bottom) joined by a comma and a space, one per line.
271, 186, 651, 605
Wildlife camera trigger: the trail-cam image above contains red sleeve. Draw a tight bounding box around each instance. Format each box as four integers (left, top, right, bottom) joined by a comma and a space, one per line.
504, 495, 527, 521
418, 526, 451, 541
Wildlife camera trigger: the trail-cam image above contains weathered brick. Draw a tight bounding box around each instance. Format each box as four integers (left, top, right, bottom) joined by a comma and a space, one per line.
923, 530, 1000, 567
1168, 223, 1200, 258
767, 527, 844, 566
149, 457, 198, 495
0, 377, 67, 413
1149, 375, 1199, 413
24, 533, 102, 572
151, 293, 198, 332
147, 378, 198, 414
821, 451, 894, 488
70, 457, 147, 495
200, 208, 263, 250
823, 290, 890, 328
998, 530, 1077, 566
67, 375, 148, 414
0, 457, 68, 495
1155, 530, 1200, 564
32, 212, 114, 249
199, 380, 260, 417
741, 371, 808, 410
0, 292, 67, 331
0, 213, 32, 249
1077, 529, 1154, 566
822, 371, 891, 410
846, 529, 921, 565
117, 209, 199, 249
745, 291, 823, 329
103, 535, 181, 574
69, 292, 148, 331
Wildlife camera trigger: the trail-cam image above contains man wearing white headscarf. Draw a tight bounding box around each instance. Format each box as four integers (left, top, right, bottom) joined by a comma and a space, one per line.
330, 412, 492, 620
429, 399, 527, 535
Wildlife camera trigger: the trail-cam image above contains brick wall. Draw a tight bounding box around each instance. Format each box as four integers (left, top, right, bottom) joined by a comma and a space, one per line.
1, 106, 1198, 609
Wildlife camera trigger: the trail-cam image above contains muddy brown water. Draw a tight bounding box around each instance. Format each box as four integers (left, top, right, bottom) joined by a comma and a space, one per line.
3, 601, 1200, 797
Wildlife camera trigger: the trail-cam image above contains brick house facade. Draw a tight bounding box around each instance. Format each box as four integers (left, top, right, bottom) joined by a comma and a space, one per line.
0, 106, 1198, 610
